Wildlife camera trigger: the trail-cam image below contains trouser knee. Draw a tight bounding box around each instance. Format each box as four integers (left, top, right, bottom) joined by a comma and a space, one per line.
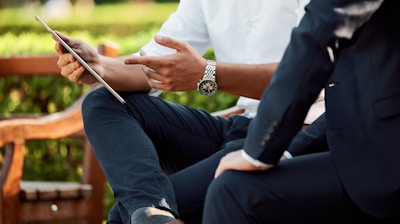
82, 87, 113, 117
206, 171, 238, 205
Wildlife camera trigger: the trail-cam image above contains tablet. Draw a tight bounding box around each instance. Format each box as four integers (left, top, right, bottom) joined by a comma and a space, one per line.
35, 15, 126, 104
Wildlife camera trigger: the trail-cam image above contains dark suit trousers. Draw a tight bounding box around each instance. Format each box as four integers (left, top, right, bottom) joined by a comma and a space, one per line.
202, 151, 398, 223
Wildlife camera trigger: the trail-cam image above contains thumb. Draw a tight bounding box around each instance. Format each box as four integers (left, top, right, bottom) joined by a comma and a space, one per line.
52, 31, 72, 54
154, 35, 186, 52
54, 31, 80, 48
53, 31, 71, 44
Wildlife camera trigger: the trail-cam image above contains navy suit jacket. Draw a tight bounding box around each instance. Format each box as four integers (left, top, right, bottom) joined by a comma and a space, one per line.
244, 0, 400, 218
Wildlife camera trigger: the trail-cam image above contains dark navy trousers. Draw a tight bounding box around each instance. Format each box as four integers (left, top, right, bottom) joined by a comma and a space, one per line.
81, 87, 250, 224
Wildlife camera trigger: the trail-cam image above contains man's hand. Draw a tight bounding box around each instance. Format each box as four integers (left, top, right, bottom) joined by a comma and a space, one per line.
214, 149, 273, 178
54, 31, 103, 84
124, 35, 207, 92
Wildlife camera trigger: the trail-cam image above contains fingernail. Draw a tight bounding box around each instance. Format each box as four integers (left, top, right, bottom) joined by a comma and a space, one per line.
154, 35, 163, 42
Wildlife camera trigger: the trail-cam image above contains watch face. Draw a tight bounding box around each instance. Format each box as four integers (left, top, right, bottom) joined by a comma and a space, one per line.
198, 79, 218, 96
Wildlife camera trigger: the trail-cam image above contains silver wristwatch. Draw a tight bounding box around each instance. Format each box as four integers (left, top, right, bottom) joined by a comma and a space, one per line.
197, 60, 218, 96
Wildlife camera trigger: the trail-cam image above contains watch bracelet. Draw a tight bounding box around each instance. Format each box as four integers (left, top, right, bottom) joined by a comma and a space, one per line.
204, 60, 216, 79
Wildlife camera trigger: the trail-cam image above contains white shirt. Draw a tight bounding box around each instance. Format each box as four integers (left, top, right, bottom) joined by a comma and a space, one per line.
138, 0, 324, 123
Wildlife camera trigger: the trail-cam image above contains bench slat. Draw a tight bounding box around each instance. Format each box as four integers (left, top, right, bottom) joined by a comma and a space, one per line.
20, 181, 92, 201
0, 55, 60, 77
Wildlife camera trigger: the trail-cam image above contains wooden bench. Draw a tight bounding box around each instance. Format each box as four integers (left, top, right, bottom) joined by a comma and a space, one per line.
0, 42, 119, 224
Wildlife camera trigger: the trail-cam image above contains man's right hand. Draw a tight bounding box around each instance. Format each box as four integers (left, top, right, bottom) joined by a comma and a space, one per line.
54, 31, 103, 84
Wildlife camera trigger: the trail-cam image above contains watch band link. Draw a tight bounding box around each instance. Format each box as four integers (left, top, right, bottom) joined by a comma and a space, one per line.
203, 60, 216, 79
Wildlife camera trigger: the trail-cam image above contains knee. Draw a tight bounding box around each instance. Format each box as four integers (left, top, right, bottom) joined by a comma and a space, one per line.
82, 87, 120, 127
206, 171, 237, 205
82, 87, 110, 114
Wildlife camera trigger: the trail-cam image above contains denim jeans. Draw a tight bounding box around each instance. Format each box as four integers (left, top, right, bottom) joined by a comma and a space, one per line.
82, 87, 250, 224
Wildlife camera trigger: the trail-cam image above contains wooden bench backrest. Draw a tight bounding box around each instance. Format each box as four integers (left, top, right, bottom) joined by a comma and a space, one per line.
0, 42, 119, 224
0, 55, 59, 77
0, 42, 119, 77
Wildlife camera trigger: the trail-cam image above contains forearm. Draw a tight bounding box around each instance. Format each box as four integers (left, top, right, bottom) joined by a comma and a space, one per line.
215, 62, 278, 99
100, 55, 152, 92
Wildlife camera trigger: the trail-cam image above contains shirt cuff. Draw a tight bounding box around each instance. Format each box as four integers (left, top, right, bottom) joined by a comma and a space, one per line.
241, 150, 271, 167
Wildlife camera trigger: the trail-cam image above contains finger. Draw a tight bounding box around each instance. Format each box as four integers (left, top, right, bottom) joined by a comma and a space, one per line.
153, 35, 187, 52
142, 65, 165, 82
147, 80, 164, 90
214, 154, 229, 178
124, 55, 161, 66
52, 31, 71, 53
65, 66, 85, 83
57, 53, 77, 68
53, 31, 83, 51
60, 61, 83, 78
214, 162, 226, 179
54, 31, 71, 45
214, 150, 246, 178
139, 49, 148, 56
54, 42, 64, 55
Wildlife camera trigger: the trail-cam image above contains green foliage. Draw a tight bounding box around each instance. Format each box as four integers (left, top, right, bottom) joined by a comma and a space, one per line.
0, 76, 87, 116
23, 138, 85, 181
0, 2, 178, 37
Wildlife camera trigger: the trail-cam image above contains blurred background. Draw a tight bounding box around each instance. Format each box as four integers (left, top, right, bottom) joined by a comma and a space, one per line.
0, 0, 237, 221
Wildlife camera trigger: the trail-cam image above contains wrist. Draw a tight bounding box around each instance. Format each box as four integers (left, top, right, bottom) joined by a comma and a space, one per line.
241, 150, 273, 168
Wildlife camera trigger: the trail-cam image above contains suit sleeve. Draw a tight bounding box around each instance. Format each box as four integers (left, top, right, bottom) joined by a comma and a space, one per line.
244, 0, 385, 164
286, 113, 328, 157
